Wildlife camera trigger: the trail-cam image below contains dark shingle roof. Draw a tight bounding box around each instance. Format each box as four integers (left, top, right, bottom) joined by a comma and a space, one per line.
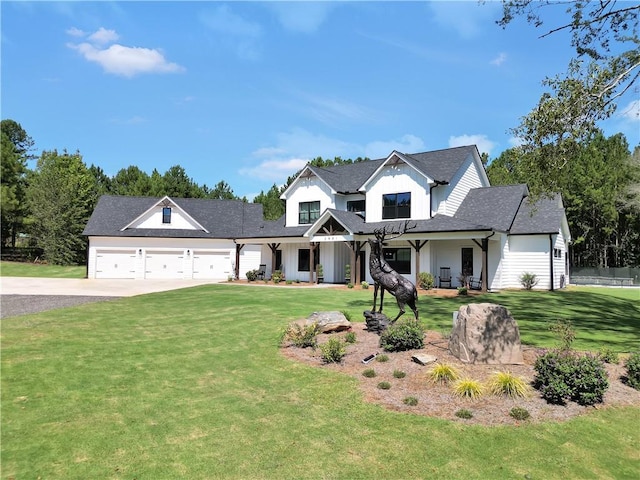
455, 184, 529, 232
83, 195, 265, 238
301, 145, 478, 194
510, 195, 565, 235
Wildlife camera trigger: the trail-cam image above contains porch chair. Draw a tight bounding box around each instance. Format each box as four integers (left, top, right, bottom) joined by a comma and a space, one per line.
439, 267, 452, 288
469, 272, 483, 290
256, 264, 266, 280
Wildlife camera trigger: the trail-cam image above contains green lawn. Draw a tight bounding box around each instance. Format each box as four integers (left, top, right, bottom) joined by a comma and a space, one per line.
2, 285, 639, 479
0, 261, 86, 278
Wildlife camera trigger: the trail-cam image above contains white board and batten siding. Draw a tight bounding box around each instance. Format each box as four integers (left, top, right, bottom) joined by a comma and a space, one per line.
439, 155, 487, 216
284, 176, 335, 227
503, 235, 553, 289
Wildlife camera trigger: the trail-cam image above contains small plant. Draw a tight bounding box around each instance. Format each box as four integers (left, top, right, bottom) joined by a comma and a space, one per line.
376, 354, 389, 363
295, 279, 300, 283
519, 271, 539, 290
344, 331, 357, 344
379, 318, 424, 352
509, 407, 531, 421
624, 352, 640, 390
457, 286, 468, 296
403, 396, 418, 406
316, 264, 323, 282
285, 279, 293, 285
428, 363, 460, 384
377, 381, 391, 390
549, 319, 576, 351
361, 281, 369, 289
533, 351, 609, 406
362, 368, 376, 378
246, 269, 258, 281
227, 275, 234, 282
455, 408, 473, 419
453, 378, 484, 400
271, 270, 283, 284
281, 322, 320, 348
597, 347, 619, 364
347, 282, 354, 289
319, 337, 347, 364
393, 369, 406, 379
417, 272, 435, 290
488, 371, 531, 398
340, 310, 352, 322
344, 264, 351, 283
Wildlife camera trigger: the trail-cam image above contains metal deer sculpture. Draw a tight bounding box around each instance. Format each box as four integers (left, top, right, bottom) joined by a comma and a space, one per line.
368, 222, 419, 322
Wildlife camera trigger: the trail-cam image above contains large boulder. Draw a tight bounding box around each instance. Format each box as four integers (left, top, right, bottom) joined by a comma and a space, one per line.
449, 303, 524, 364
306, 311, 352, 333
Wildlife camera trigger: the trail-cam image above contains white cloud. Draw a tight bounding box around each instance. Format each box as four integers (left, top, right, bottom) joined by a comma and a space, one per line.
449, 134, 497, 156
508, 136, 525, 148
293, 91, 378, 125
427, 1, 500, 39
267, 2, 336, 34
200, 5, 262, 37
67, 27, 184, 78
88, 27, 119, 45
490, 52, 507, 66
66, 27, 85, 37
364, 135, 426, 159
619, 99, 640, 122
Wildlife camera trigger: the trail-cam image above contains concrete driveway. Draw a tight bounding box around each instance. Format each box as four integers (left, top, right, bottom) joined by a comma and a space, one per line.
0, 277, 221, 319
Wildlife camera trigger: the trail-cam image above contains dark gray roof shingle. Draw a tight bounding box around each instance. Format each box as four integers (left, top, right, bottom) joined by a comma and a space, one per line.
510, 195, 565, 234
455, 184, 529, 232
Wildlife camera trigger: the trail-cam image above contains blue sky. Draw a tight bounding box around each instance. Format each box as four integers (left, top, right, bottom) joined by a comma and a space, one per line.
2, 1, 639, 200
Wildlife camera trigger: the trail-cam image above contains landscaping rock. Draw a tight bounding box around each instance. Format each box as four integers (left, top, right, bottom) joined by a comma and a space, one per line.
449, 303, 524, 364
412, 354, 438, 365
306, 311, 352, 333
362, 310, 391, 334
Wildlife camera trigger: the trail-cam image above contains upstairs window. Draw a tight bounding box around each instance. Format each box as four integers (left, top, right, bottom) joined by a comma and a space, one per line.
162, 207, 172, 224
299, 201, 320, 224
382, 192, 411, 219
347, 199, 366, 213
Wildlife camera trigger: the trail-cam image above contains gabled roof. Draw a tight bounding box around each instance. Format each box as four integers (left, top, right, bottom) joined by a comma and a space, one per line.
121, 195, 209, 232
455, 184, 529, 232
83, 195, 265, 238
510, 195, 566, 235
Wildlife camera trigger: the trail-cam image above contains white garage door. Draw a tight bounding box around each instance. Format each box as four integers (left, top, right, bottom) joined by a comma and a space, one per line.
95, 250, 136, 279
145, 251, 185, 279
193, 251, 231, 279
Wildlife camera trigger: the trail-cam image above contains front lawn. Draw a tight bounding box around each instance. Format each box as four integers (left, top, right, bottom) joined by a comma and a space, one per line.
2, 285, 639, 478
0, 260, 86, 278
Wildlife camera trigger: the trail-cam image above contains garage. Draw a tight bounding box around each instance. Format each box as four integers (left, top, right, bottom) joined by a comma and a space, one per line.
95, 250, 137, 279
193, 251, 232, 279
144, 250, 185, 279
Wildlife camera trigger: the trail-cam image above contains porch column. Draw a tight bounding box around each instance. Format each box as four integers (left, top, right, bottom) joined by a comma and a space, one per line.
407, 240, 428, 281
344, 241, 366, 285
235, 243, 244, 280
473, 237, 490, 292
310, 242, 318, 284
267, 243, 281, 275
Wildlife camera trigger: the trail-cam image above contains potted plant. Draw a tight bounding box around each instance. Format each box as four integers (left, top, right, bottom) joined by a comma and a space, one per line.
316, 264, 324, 284
345, 264, 351, 284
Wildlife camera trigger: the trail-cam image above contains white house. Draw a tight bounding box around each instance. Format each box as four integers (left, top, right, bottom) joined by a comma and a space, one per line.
83, 145, 571, 290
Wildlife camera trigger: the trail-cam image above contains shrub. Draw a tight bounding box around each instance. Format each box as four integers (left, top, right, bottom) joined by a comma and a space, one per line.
282, 322, 320, 348
285, 279, 293, 285
533, 351, 609, 406
347, 282, 354, 289
457, 286, 468, 296
344, 331, 357, 344
377, 381, 391, 390
246, 269, 258, 281
362, 368, 376, 378
376, 354, 389, 363
624, 352, 640, 390
428, 363, 460, 384
453, 378, 484, 399
509, 407, 531, 421
361, 281, 369, 289
379, 318, 424, 352
417, 272, 435, 290
597, 347, 619, 364
319, 337, 347, 363
271, 270, 283, 284
488, 371, 531, 398
340, 310, 352, 322
455, 409, 473, 419
549, 319, 576, 351
403, 396, 418, 406
519, 272, 539, 290
393, 369, 406, 379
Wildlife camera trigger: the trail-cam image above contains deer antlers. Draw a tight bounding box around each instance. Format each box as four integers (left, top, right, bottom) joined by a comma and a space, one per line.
373, 220, 417, 242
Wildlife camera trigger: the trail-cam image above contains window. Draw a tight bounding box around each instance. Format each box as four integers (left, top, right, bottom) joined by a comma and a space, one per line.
382, 192, 411, 219
298, 247, 320, 272
162, 207, 172, 224
554, 248, 562, 258
299, 201, 320, 224
383, 248, 411, 274
347, 199, 366, 213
